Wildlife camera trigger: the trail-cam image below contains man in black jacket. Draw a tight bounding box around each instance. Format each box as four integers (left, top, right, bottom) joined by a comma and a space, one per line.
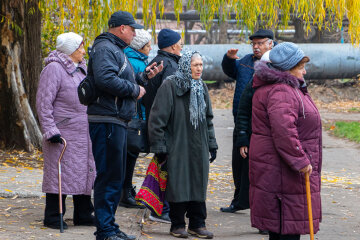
87, 11, 163, 240
220, 30, 274, 215
142, 29, 182, 224
143, 29, 182, 120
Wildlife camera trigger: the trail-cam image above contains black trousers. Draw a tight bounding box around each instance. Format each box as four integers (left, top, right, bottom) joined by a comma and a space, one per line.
44, 193, 94, 225
169, 201, 206, 230
269, 232, 300, 240
231, 133, 250, 209
123, 151, 139, 190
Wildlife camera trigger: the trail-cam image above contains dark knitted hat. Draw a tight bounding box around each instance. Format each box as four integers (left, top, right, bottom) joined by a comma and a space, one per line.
157, 29, 181, 49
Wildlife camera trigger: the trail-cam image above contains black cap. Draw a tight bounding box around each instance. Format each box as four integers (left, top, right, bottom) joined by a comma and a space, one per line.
108, 11, 143, 29
249, 29, 274, 40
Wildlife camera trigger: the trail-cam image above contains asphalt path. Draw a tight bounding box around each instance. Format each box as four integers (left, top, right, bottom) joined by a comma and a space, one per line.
0, 109, 359, 239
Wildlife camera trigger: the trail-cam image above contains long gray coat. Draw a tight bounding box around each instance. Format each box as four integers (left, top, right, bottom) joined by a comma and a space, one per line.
36, 50, 96, 195
148, 78, 218, 202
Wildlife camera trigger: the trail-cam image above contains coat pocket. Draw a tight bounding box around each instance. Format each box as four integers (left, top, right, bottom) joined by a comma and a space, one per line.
55, 117, 70, 127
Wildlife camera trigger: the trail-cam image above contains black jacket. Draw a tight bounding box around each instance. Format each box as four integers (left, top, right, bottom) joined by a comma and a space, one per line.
234, 78, 255, 148
143, 50, 181, 120
87, 32, 146, 121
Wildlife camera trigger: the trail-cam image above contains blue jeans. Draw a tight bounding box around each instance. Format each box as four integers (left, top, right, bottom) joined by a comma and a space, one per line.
89, 123, 127, 240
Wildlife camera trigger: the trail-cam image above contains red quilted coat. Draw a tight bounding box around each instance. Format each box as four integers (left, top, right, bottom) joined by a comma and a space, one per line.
249, 61, 322, 235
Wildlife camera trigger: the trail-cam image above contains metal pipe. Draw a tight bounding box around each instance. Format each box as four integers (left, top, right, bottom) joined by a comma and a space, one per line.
148, 44, 360, 80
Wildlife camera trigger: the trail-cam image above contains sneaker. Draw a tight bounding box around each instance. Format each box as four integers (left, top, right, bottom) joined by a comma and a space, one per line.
149, 212, 171, 224
170, 227, 188, 238
188, 227, 214, 239
116, 230, 136, 240
104, 235, 123, 240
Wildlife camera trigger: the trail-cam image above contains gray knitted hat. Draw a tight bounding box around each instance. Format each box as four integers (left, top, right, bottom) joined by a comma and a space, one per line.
130, 29, 152, 50
269, 42, 304, 71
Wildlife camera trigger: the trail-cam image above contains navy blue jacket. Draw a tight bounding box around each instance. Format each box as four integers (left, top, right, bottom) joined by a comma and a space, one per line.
87, 32, 147, 121
221, 53, 257, 120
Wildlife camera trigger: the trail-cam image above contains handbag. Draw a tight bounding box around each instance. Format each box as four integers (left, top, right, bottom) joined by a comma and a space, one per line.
127, 102, 149, 153
135, 156, 168, 216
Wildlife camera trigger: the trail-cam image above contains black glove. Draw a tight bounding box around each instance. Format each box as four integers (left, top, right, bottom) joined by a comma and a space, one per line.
155, 152, 168, 164
209, 149, 217, 163
48, 134, 63, 144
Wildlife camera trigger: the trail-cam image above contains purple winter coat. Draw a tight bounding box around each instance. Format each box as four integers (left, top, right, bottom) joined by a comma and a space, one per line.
249, 61, 322, 235
36, 50, 96, 195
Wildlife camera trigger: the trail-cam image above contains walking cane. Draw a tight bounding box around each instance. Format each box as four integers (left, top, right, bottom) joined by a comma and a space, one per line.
58, 137, 67, 233
305, 172, 314, 240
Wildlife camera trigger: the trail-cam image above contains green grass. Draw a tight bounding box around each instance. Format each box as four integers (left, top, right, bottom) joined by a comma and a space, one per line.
348, 107, 360, 113
332, 121, 360, 143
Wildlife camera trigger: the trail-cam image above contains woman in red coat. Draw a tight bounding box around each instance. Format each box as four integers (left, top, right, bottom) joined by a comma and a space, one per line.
249, 42, 322, 240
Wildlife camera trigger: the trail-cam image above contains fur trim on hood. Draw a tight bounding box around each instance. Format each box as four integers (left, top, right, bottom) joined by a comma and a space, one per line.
252, 61, 303, 89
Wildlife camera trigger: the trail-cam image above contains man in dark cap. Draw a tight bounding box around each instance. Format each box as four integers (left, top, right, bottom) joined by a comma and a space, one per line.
87, 11, 163, 240
220, 29, 274, 219
142, 28, 182, 224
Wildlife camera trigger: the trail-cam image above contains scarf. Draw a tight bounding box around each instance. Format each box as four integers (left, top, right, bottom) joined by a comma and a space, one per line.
172, 50, 206, 129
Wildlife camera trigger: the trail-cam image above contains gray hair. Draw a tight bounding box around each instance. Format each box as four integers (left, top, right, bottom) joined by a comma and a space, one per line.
267, 39, 274, 48
191, 53, 202, 60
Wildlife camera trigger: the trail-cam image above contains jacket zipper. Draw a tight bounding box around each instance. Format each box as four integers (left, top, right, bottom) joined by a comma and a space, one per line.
295, 88, 306, 119
115, 96, 118, 114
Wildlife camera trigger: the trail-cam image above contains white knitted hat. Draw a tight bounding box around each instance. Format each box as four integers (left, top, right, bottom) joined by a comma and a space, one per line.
130, 29, 152, 50
56, 32, 83, 55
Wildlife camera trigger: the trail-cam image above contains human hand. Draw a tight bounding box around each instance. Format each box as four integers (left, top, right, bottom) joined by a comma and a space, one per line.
209, 149, 217, 163
48, 134, 63, 144
240, 146, 248, 159
137, 86, 146, 99
146, 61, 163, 79
300, 164, 313, 175
226, 49, 240, 59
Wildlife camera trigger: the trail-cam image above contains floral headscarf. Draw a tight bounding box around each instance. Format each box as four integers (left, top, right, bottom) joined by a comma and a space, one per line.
172, 50, 206, 129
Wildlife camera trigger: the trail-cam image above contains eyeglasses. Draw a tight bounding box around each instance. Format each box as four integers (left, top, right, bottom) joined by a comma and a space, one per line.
250, 39, 269, 47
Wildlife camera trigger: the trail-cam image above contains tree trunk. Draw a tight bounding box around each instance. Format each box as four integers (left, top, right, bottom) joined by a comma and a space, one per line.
0, 0, 42, 151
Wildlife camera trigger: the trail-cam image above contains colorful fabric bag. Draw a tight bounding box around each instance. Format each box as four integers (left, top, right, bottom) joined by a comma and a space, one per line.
135, 156, 167, 216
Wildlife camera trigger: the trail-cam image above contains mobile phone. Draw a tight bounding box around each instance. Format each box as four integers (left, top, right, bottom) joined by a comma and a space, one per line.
145, 61, 162, 74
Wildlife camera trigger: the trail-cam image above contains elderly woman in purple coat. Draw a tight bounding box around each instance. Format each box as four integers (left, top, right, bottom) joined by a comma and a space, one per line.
36, 32, 96, 229
250, 42, 322, 240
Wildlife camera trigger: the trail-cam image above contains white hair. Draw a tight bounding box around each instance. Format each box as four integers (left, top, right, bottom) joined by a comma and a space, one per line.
191, 53, 202, 61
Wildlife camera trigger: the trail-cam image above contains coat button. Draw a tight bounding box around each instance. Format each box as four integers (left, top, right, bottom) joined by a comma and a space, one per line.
296, 146, 299, 150
90, 168, 93, 172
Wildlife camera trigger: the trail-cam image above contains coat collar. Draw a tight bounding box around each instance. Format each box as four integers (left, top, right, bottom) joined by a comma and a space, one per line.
45, 50, 86, 75
252, 61, 304, 89
94, 32, 128, 49
157, 50, 181, 63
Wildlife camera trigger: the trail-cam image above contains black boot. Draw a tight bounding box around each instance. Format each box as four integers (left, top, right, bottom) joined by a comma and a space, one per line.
119, 188, 145, 209
44, 193, 68, 229
131, 185, 137, 198
220, 204, 244, 213
73, 195, 95, 226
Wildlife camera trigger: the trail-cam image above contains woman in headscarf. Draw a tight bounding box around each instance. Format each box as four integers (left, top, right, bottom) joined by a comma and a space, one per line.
36, 32, 96, 229
148, 51, 218, 239
249, 42, 322, 240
